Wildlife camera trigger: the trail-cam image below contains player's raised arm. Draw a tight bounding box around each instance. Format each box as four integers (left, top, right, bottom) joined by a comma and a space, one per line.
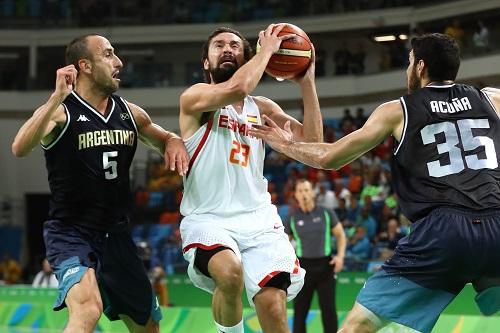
255, 44, 323, 143
179, 24, 293, 115
250, 100, 403, 169
12, 65, 77, 157
127, 102, 189, 176
292, 44, 323, 143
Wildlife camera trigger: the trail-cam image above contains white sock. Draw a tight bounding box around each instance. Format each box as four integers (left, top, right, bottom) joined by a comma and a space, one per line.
214, 319, 244, 333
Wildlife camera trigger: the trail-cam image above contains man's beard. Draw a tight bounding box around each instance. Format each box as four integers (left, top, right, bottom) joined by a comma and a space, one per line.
98, 81, 119, 95
93, 72, 119, 95
408, 65, 420, 94
210, 63, 238, 84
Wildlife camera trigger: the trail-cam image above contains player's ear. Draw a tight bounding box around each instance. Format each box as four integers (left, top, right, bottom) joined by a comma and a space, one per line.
416, 59, 425, 78
203, 58, 209, 71
78, 59, 91, 73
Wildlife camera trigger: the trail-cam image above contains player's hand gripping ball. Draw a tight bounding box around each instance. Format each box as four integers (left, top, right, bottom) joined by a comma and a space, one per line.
257, 23, 312, 80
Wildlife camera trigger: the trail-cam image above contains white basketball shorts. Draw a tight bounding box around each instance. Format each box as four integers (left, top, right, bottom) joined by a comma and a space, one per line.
180, 204, 305, 307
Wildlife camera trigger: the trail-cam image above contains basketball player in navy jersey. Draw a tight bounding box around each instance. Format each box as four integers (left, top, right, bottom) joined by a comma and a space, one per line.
250, 33, 500, 333
12, 34, 189, 333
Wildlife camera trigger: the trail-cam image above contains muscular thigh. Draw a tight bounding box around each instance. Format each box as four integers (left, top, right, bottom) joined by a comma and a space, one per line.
65, 268, 101, 310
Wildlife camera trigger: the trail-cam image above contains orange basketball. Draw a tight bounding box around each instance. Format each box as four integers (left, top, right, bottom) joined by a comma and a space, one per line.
257, 23, 312, 80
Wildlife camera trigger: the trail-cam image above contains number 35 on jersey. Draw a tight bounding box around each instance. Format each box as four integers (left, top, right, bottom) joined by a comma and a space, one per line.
421, 118, 498, 177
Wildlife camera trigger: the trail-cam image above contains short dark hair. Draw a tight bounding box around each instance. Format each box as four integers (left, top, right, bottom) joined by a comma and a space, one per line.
201, 27, 253, 83
294, 178, 312, 191
65, 34, 97, 71
410, 33, 460, 81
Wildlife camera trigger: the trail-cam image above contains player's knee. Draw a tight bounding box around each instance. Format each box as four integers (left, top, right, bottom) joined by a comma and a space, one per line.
85, 302, 103, 323
145, 321, 160, 333
130, 320, 159, 333
213, 263, 243, 295
70, 300, 103, 324
268, 302, 287, 321
341, 311, 377, 333
260, 299, 287, 326
68, 291, 103, 322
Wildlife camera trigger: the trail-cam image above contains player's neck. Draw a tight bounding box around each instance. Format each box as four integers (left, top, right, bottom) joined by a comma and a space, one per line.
423, 79, 454, 88
75, 85, 111, 115
231, 101, 245, 114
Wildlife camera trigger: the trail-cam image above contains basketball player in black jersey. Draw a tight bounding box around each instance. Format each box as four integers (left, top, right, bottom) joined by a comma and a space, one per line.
12, 34, 189, 333
250, 33, 500, 333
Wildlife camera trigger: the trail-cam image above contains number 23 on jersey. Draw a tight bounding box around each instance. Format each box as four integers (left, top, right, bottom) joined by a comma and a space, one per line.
229, 140, 250, 167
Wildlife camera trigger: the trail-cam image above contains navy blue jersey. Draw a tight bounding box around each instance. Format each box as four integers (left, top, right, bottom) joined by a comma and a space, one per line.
43, 91, 138, 230
392, 83, 500, 222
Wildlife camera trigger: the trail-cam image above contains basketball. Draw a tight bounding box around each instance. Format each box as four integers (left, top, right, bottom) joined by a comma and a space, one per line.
257, 23, 312, 80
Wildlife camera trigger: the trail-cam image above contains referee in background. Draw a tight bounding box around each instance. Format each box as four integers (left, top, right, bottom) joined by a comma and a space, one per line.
285, 179, 346, 333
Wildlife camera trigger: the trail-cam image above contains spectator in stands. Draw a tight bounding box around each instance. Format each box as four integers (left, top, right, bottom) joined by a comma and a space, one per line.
350, 43, 366, 74
377, 217, 406, 260
333, 179, 352, 206
334, 42, 351, 75
314, 170, 332, 192
346, 196, 360, 225
150, 266, 170, 307
389, 41, 407, 68
135, 186, 150, 208
340, 108, 354, 128
32, 258, 58, 288
316, 183, 336, 211
359, 166, 385, 204
444, 18, 465, 47
347, 168, 363, 195
380, 193, 398, 225
314, 47, 326, 77
137, 241, 152, 271
346, 226, 371, 261
378, 45, 392, 72
335, 198, 348, 224
354, 107, 367, 129
356, 201, 377, 239
324, 125, 337, 143
472, 20, 490, 55
0, 253, 22, 284
41, 0, 61, 25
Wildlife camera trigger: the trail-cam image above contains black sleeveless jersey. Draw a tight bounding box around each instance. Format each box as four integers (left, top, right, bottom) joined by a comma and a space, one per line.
392, 83, 500, 222
43, 91, 138, 230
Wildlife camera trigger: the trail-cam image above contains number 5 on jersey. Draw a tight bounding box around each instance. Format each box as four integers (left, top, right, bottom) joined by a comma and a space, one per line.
103, 151, 118, 179
230, 140, 250, 167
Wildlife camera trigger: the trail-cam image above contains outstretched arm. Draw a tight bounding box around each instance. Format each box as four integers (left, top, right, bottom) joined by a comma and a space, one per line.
258, 45, 323, 143
12, 65, 77, 157
128, 102, 189, 176
249, 100, 403, 169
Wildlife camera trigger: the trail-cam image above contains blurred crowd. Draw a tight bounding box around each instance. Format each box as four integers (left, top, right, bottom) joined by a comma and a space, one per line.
0, 0, 457, 27
0, 13, 497, 90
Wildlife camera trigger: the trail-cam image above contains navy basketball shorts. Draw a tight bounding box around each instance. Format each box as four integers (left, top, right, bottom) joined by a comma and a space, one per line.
357, 207, 500, 333
43, 220, 162, 326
